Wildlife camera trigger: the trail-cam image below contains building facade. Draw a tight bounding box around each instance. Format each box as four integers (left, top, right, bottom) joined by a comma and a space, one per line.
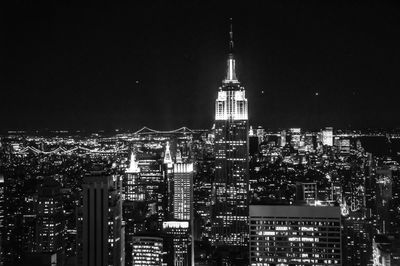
163, 221, 191, 266
36, 178, 65, 264
173, 163, 194, 221
123, 152, 144, 266
322, 127, 333, 146
124, 152, 142, 201
249, 205, 342, 266
132, 236, 163, 266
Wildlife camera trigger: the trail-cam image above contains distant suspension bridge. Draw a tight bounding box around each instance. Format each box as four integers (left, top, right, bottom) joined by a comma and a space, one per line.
11, 126, 201, 155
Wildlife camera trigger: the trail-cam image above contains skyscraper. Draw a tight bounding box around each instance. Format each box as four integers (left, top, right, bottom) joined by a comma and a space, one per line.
164, 142, 175, 220
163, 221, 191, 266
123, 152, 144, 266
173, 163, 194, 221
36, 178, 65, 265
280, 130, 287, 147
79, 170, 123, 266
376, 167, 392, 234
138, 158, 166, 231
172, 163, 194, 266
289, 128, 301, 149
343, 210, 372, 266
124, 152, 142, 201
211, 21, 249, 259
321, 127, 333, 146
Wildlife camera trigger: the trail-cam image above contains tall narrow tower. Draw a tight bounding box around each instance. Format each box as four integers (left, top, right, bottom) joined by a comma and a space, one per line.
211, 20, 249, 254
36, 178, 65, 263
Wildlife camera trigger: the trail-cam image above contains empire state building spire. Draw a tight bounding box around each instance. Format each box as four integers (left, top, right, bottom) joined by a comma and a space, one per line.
229, 18, 234, 53
224, 18, 238, 83
216, 19, 248, 121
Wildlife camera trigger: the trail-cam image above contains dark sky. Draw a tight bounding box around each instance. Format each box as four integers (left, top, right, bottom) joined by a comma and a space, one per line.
2, 1, 400, 131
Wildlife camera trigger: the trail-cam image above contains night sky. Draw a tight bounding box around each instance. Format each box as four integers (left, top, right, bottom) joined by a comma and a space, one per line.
2, 1, 400, 131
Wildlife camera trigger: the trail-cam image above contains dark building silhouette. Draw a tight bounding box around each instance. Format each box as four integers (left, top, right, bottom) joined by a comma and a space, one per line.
35, 178, 65, 265
77, 170, 123, 266
342, 210, 372, 266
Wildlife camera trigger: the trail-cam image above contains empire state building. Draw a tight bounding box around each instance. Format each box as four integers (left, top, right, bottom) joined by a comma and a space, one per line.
211, 23, 249, 255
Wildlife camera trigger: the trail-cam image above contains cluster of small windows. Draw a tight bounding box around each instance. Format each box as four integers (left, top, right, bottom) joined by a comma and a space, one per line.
250, 217, 341, 265
173, 172, 193, 221
132, 238, 163, 266
212, 116, 249, 247
211, 232, 249, 247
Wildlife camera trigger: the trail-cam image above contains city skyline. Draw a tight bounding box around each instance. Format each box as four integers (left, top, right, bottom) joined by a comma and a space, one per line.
3, 2, 400, 131
3, 2, 400, 265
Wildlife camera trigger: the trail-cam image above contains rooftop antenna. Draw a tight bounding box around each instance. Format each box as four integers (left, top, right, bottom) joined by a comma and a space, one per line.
229, 17, 234, 53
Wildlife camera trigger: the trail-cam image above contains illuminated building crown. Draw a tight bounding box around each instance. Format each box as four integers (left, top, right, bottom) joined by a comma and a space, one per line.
215, 18, 248, 121
164, 141, 173, 167
126, 151, 140, 173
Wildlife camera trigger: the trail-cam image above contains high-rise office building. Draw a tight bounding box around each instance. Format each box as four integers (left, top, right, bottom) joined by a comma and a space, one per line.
343, 210, 372, 266
249, 205, 342, 265
138, 159, 166, 231
170, 163, 194, 266
123, 201, 147, 266
22, 214, 37, 254
321, 127, 333, 146
36, 178, 65, 265
280, 130, 287, 147
79, 171, 123, 266
124, 152, 142, 201
290, 128, 301, 149
376, 167, 392, 234
163, 221, 191, 266
123, 152, 144, 266
256, 126, 265, 144
164, 142, 175, 220
211, 22, 249, 254
132, 236, 163, 266
173, 163, 194, 221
